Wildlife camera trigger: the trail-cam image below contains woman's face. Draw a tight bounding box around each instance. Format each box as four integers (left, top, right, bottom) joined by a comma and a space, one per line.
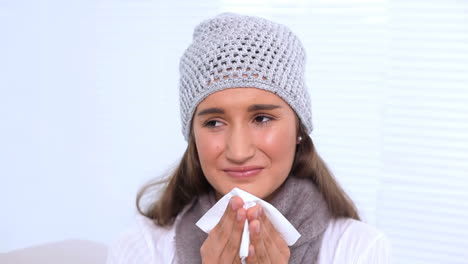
192, 87, 299, 200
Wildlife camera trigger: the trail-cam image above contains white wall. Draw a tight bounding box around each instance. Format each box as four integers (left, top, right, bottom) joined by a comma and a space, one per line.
1, 0, 467, 263
0, 0, 200, 251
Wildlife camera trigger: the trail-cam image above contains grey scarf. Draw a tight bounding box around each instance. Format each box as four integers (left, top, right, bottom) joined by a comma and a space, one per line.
175, 176, 332, 263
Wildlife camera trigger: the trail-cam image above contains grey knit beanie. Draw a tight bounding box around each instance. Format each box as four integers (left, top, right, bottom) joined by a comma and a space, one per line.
179, 13, 312, 140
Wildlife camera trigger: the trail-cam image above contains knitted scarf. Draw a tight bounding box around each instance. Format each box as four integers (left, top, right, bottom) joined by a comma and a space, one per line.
175, 176, 332, 264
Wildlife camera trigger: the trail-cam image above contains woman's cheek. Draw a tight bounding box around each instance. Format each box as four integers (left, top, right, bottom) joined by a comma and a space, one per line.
261, 129, 280, 146
199, 133, 224, 159
258, 126, 294, 148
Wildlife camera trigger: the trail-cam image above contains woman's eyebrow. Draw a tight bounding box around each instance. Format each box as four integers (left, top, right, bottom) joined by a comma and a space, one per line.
247, 104, 282, 112
197, 104, 281, 116
197, 107, 224, 116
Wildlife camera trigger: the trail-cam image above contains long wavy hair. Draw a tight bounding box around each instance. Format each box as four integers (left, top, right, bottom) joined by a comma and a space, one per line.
137, 122, 360, 226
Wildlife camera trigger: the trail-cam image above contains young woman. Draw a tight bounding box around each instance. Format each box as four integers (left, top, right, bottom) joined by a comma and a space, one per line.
107, 13, 389, 264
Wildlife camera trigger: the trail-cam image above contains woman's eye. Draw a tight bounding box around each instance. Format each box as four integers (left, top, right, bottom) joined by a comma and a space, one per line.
254, 115, 272, 123
204, 120, 223, 127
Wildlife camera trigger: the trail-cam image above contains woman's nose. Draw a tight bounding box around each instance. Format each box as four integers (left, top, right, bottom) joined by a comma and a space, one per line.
225, 127, 255, 164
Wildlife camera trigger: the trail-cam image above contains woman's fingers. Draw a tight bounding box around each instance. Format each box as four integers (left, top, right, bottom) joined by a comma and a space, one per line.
247, 218, 270, 263
219, 201, 246, 261
217, 196, 244, 235
200, 196, 245, 263
259, 210, 290, 259
201, 200, 290, 263
245, 204, 290, 264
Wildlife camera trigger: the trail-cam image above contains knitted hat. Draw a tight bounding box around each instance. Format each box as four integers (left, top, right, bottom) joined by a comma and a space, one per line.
179, 13, 312, 140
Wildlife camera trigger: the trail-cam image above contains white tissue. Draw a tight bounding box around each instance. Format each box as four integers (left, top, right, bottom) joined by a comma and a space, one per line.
196, 188, 301, 262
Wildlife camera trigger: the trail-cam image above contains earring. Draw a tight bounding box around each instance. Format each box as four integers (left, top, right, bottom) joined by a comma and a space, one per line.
297, 136, 303, 143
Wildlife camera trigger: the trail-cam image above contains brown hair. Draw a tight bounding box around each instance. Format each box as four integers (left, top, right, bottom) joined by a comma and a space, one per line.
137, 122, 360, 226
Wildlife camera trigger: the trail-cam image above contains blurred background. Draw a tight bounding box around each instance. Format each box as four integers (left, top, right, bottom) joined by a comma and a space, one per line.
1, 0, 467, 263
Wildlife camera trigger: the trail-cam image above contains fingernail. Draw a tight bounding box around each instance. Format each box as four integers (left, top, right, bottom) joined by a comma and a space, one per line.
253, 205, 263, 219
249, 245, 255, 256
237, 210, 244, 221
230, 197, 239, 210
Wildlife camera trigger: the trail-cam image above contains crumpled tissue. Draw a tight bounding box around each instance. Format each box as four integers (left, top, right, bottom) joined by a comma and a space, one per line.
196, 188, 301, 262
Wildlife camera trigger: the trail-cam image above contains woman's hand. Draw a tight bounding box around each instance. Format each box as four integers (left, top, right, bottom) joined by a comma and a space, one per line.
246, 204, 290, 264
200, 196, 246, 264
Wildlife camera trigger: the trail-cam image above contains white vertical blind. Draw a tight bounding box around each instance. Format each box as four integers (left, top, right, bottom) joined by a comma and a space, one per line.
379, 0, 468, 263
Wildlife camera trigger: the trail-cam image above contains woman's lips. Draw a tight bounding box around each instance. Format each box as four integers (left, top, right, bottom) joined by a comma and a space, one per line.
223, 166, 264, 178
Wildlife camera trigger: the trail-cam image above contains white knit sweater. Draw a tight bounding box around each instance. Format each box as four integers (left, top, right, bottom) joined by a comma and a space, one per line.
107, 216, 390, 264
